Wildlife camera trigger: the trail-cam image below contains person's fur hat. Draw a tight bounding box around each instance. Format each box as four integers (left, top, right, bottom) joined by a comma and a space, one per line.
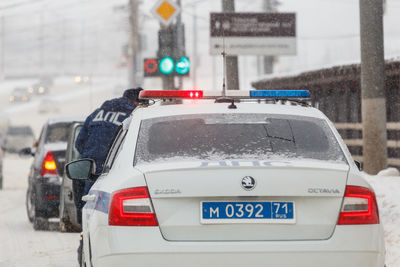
123, 87, 143, 101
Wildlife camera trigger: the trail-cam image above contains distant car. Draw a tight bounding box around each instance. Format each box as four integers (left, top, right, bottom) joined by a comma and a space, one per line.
0, 147, 3, 190
59, 121, 84, 232
9, 87, 31, 103
39, 76, 54, 88
28, 83, 49, 95
75, 75, 90, 84
23, 117, 83, 230
37, 98, 60, 114
1, 125, 35, 153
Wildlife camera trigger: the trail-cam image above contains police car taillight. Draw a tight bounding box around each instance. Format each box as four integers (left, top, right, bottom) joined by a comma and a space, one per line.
40, 151, 57, 176
139, 90, 203, 99
109, 186, 158, 226
337, 185, 379, 225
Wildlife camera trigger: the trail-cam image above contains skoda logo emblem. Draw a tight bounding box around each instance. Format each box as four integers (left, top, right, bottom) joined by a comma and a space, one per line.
241, 176, 256, 190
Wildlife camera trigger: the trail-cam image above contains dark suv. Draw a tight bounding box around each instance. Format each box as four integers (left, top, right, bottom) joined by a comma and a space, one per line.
23, 117, 83, 230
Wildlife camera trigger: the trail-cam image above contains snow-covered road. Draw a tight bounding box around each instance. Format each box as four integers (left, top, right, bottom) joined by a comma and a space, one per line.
0, 77, 123, 266
0, 156, 78, 267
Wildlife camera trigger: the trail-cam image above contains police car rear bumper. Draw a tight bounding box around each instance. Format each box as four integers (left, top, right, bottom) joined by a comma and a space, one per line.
92, 225, 385, 267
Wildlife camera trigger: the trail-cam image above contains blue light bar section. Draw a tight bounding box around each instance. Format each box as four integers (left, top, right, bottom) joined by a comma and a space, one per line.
250, 90, 311, 98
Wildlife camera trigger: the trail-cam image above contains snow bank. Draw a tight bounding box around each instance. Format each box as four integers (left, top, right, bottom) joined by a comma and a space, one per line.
377, 167, 400, 177
363, 170, 400, 267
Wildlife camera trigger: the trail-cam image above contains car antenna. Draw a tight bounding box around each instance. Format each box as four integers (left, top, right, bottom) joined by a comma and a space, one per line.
222, 20, 237, 109
214, 16, 236, 108
221, 19, 227, 98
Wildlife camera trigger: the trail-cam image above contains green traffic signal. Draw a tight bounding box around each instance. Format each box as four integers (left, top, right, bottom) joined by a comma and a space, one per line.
159, 57, 175, 74
156, 56, 190, 76
175, 57, 191, 75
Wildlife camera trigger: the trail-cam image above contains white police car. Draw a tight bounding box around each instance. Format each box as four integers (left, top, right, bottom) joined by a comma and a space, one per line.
66, 90, 385, 267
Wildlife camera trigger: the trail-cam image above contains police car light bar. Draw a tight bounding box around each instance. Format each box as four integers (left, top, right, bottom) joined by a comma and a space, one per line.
139, 90, 203, 99
250, 90, 310, 98
138, 90, 310, 100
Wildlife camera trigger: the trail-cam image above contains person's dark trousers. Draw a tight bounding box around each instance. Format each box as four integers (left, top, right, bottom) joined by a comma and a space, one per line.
84, 180, 95, 195
78, 232, 83, 266
72, 180, 85, 225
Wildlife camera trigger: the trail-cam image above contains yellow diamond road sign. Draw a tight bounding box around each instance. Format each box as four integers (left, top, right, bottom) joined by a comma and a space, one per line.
151, 0, 181, 26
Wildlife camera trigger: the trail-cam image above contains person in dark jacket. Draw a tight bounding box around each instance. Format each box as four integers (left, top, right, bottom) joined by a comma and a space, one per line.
75, 88, 142, 174
74, 87, 143, 265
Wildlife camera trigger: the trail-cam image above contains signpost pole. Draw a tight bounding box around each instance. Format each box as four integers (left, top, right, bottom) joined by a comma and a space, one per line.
222, 0, 240, 90
129, 0, 141, 87
176, 0, 183, 90
263, 0, 275, 74
151, 0, 183, 91
192, 4, 198, 89
159, 25, 175, 90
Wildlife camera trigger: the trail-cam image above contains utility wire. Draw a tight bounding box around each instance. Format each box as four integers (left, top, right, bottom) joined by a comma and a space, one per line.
0, 0, 48, 11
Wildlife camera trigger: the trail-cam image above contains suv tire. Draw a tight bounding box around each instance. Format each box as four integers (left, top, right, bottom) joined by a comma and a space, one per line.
26, 188, 35, 222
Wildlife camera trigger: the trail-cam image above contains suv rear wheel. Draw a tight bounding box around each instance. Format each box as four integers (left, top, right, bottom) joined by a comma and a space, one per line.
26, 188, 35, 222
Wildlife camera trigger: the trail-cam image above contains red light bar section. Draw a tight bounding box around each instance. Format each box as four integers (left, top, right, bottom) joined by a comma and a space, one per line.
139, 90, 203, 99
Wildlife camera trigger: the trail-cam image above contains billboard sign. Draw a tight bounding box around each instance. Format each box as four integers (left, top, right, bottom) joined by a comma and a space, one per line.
210, 13, 296, 56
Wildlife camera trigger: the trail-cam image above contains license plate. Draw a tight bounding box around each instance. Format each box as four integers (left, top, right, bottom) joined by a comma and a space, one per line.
200, 201, 295, 224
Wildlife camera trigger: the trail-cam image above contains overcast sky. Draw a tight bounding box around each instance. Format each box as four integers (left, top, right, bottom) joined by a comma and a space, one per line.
1, 0, 399, 90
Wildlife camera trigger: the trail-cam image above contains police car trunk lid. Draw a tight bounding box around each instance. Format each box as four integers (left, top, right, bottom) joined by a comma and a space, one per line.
139, 160, 349, 241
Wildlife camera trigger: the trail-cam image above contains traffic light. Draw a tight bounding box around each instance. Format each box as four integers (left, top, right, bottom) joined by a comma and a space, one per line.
159, 57, 174, 74
143, 58, 159, 77
175, 57, 190, 75
144, 57, 190, 77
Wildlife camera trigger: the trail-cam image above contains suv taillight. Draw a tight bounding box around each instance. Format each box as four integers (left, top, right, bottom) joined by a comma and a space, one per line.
109, 187, 158, 226
40, 151, 57, 176
337, 185, 379, 225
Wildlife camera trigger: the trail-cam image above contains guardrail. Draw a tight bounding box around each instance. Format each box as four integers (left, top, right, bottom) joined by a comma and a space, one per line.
334, 122, 400, 167
335, 122, 400, 131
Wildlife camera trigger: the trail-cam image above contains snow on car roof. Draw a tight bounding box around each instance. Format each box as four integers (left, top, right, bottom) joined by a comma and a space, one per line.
47, 116, 85, 124
43, 142, 68, 151
136, 101, 326, 120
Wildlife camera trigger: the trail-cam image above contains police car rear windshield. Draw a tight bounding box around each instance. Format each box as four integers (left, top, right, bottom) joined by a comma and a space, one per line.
134, 114, 347, 165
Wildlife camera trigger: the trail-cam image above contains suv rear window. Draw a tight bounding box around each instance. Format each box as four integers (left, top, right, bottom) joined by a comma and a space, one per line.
45, 123, 70, 143
134, 114, 347, 165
